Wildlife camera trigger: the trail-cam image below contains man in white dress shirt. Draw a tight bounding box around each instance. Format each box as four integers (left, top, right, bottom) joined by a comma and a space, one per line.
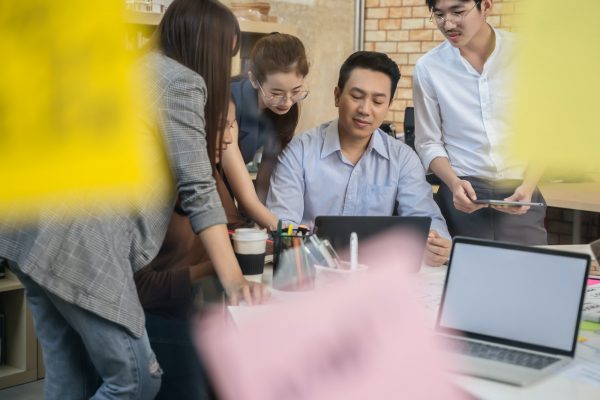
413, 0, 547, 245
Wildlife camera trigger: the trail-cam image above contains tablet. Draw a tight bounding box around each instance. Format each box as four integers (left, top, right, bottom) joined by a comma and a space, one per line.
472, 199, 545, 207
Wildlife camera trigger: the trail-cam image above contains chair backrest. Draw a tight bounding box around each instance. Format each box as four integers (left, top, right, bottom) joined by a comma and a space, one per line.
403, 106, 415, 150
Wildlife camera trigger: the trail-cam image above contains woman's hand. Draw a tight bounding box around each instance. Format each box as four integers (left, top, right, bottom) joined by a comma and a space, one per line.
225, 277, 270, 306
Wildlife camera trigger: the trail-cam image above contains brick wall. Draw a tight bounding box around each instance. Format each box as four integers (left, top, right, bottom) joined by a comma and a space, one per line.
364, 0, 517, 128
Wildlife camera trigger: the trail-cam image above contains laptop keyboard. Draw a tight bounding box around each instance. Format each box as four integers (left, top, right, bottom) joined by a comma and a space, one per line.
444, 337, 561, 370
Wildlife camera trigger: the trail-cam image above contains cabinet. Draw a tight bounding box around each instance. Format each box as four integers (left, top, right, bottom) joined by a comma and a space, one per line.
0, 269, 38, 390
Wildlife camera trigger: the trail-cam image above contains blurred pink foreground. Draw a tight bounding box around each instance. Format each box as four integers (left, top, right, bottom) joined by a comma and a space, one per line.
195, 233, 467, 400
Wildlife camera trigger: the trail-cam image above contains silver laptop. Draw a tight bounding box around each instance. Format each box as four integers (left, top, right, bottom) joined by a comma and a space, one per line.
436, 237, 590, 386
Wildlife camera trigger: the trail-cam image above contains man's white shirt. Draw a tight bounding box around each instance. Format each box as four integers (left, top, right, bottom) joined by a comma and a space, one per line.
413, 27, 526, 180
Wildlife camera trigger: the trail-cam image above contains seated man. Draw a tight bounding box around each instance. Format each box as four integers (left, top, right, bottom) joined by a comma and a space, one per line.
267, 51, 451, 267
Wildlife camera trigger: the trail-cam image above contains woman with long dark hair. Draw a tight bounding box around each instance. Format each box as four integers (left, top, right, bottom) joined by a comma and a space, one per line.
221, 33, 310, 228
134, 0, 267, 398
139, 0, 265, 304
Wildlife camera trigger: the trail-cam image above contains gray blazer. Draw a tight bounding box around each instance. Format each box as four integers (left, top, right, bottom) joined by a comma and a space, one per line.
0, 51, 226, 337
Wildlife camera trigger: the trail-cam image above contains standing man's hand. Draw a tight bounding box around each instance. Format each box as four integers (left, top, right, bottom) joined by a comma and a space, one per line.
491, 184, 534, 215
451, 179, 487, 213
425, 230, 451, 267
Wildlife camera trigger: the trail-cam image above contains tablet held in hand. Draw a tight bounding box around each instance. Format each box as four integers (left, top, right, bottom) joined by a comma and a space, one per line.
472, 199, 545, 207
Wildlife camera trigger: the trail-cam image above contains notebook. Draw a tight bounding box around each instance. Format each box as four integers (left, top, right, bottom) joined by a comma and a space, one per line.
436, 237, 590, 386
313, 216, 431, 268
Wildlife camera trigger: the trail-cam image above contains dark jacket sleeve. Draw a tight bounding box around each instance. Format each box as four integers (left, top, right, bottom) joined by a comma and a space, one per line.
134, 264, 196, 316
134, 173, 248, 317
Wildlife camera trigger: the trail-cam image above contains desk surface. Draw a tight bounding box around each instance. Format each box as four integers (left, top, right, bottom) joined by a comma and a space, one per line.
230, 248, 600, 400
538, 181, 600, 213
417, 265, 600, 400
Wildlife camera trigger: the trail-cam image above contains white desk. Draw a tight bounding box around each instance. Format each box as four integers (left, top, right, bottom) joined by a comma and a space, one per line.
229, 256, 600, 399
417, 265, 600, 400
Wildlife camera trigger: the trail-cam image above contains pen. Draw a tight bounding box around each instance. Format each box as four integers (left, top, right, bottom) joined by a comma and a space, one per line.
297, 225, 309, 235
350, 232, 358, 269
292, 236, 304, 289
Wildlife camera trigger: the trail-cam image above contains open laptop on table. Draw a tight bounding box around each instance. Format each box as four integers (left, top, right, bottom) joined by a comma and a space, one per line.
313, 216, 431, 267
436, 237, 590, 386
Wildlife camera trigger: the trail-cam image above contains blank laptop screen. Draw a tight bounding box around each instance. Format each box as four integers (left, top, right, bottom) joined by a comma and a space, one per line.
438, 242, 588, 352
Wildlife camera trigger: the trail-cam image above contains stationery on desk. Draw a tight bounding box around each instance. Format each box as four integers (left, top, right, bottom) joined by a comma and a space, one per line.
197, 233, 457, 400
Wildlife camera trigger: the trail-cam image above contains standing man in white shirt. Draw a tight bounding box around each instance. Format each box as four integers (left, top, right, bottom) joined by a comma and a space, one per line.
413, 0, 547, 245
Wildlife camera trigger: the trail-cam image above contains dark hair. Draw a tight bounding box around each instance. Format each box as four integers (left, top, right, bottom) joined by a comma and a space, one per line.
337, 51, 401, 103
425, 0, 481, 11
250, 33, 309, 148
159, 0, 241, 168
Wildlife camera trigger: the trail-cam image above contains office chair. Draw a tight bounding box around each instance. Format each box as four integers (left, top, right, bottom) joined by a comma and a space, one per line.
403, 107, 415, 151
405, 106, 441, 185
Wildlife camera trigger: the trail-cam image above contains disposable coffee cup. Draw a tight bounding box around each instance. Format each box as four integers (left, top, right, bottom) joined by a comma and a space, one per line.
232, 228, 268, 283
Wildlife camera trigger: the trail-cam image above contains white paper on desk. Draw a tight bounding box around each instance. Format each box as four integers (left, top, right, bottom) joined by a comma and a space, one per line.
583, 286, 600, 322
560, 338, 600, 387
416, 266, 447, 324
194, 233, 467, 400
561, 360, 600, 387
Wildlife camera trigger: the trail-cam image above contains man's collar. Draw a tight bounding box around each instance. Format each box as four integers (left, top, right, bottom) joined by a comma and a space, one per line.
369, 129, 390, 160
321, 119, 389, 160
321, 120, 341, 159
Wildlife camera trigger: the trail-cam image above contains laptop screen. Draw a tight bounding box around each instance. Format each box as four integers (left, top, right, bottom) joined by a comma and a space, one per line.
313, 216, 431, 253
437, 239, 589, 354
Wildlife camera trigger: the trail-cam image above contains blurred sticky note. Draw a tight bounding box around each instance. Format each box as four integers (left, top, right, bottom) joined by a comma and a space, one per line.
513, 1, 600, 177
0, 1, 168, 220
580, 321, 600, 332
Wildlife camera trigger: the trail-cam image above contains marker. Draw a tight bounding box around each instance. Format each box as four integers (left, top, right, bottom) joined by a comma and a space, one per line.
287, 224, 293, 236
350, 232, 358, 269
297, 224, 309, 235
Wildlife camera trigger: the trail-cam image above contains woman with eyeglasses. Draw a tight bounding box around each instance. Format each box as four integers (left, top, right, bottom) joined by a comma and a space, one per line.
221, 33, 310, 229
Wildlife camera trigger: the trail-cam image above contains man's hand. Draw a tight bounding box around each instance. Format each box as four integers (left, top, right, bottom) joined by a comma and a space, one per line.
451, 179, 487, 213
225, 278, 270, 306
425, 230, 451, 267
491, 184, 534, 215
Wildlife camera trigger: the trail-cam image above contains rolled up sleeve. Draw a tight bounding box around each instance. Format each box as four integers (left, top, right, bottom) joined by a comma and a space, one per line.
413, 62, 449, 172
395, 148, 450, 239
160, 74, 227, 233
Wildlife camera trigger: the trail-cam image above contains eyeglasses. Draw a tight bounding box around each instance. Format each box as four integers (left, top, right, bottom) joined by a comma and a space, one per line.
256, 81, 309, 106
429, 0, 480, 26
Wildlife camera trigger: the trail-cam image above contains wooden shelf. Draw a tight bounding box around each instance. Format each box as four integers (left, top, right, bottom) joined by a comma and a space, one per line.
123, 11, 298, 36
124, 10, 163, 26
0, 270, 23, 294
239, 20, 296, 35
0, 269, 37, 390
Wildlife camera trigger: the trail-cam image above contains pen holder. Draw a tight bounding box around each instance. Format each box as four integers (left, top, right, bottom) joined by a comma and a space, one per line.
271, 231, 317, 291
314, 262, 369, 288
